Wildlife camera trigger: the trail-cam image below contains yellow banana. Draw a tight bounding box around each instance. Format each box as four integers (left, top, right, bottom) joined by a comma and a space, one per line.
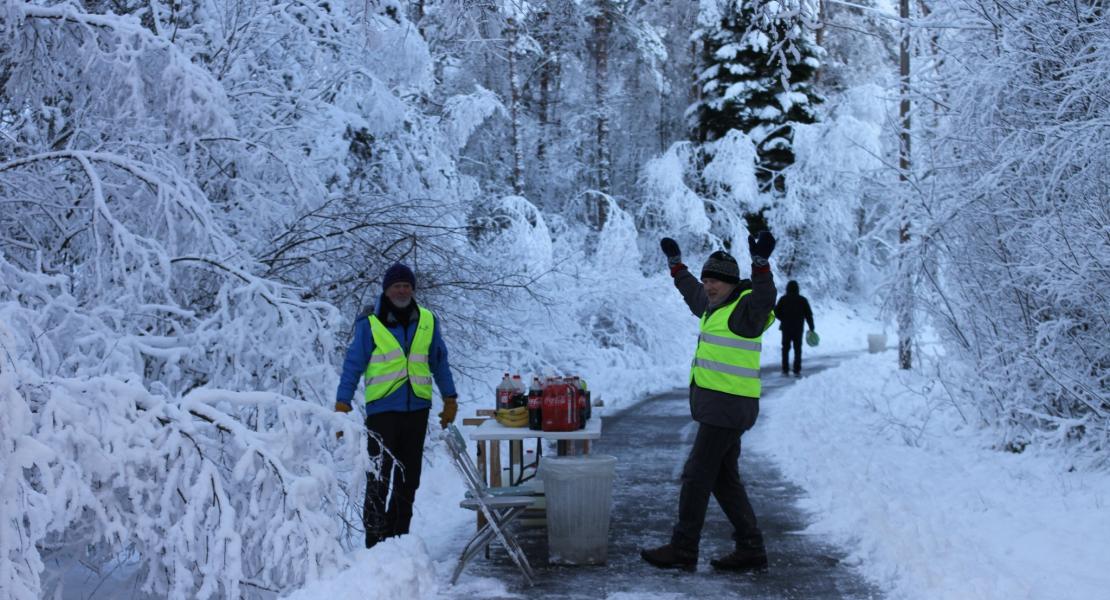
495, 407, 529, 427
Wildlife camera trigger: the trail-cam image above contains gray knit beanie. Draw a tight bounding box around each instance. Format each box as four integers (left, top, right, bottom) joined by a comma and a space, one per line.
701, 251, 740, 284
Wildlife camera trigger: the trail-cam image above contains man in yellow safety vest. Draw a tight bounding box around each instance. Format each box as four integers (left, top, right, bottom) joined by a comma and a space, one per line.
335, 262, 458, 549
641, 231, 777, 572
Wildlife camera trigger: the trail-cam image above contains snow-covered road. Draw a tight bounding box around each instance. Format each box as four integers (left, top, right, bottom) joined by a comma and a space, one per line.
440, 353, 881, 599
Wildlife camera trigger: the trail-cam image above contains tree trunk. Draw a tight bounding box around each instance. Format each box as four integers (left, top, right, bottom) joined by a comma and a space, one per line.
816, 0, 826, 55
507, 18, 525, 196
538, 61, 551, 163
592, 2, 612, 209
692, 38, 706, 143
536, 10, 553, 164
897, 0, 913, 370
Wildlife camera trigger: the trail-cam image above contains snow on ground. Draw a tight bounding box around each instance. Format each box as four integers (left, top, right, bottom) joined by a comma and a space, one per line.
756, 350, 1110, 600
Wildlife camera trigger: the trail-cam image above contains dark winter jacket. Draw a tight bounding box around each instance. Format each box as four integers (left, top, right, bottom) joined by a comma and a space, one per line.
673, 265, 776, 430
335, 295, 456, 416
773, 280, 814, 334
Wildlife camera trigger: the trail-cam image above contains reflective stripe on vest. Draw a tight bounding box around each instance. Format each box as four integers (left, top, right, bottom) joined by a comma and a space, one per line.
363, 307, 436, 403
689, 290, 775, 398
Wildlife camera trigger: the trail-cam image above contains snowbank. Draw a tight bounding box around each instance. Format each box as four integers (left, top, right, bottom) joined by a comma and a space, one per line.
281, 536, 437, 600
756, 352, 1110, 600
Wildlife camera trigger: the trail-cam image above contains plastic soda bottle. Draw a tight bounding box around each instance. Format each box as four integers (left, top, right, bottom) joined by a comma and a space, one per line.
496, 373, 512, 410
528, 376, 543, 430
511, 374, 527, 408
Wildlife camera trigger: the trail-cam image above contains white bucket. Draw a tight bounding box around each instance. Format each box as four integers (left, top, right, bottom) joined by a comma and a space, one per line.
867, 333, 887, 354
541, 455, 617, 565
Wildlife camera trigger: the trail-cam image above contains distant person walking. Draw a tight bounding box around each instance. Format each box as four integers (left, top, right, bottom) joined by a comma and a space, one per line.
774, 280, 815, 377
641, 231, 777, 573
335, 263, 459, 549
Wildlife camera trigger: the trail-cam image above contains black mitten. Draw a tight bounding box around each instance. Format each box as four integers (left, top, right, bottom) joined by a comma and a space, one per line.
660, 237, 682, 267
747, 230, 776, 263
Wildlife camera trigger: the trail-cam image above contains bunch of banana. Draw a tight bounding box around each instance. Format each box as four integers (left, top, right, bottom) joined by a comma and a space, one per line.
495, 406, 529, 428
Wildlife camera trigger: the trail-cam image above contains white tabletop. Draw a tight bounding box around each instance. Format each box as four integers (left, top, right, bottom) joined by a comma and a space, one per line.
469, 415, 602, 441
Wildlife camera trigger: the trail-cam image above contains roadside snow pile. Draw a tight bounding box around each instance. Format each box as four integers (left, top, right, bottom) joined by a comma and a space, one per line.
758, 352, 1110, 600
281, 536, 438, 600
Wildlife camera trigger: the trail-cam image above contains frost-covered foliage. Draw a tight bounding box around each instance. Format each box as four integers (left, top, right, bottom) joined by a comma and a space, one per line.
636, 86, 887, 297
638, 142, 714, 241
906, 0, 1110, 459
773, 85, 887, 291
815, 0, 898, 92
637, 138, 753, 254
466, 194, 694, 401
2, 360, 367, 599
422, 0, 696, 211
0, 1, 485, 597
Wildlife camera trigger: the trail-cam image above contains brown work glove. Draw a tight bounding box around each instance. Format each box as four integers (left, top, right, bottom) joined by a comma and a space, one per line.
439, 395, 458, 429
334, 401, 352, 439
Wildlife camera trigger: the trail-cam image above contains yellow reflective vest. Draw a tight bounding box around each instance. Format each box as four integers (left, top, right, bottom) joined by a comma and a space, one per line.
363, 307, 435, 403
690, 290, 775, 399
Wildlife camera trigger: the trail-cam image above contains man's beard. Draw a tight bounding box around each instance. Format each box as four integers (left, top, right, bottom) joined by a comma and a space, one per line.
392, 296, 413, 308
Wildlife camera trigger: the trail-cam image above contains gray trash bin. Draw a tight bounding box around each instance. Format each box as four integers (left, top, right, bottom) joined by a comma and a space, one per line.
539, 454, 617, 565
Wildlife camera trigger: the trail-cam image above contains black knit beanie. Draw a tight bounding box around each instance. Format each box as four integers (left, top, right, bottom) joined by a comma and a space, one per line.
701, 251, 740, 284
382, 262, 416, 291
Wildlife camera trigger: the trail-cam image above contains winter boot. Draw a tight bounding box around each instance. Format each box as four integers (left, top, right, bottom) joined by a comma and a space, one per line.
640, 543, 698, 571
710, 543, 768, 572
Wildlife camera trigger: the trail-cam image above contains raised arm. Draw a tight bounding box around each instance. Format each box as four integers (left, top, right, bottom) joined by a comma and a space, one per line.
729, 231, 777, 338
661, 237, 709, 317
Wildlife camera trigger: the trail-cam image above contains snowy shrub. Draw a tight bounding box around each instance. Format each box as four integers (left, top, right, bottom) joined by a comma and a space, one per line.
442, 86, 506, 154
638, 142, 713, 242
772, 85, 886, 295
469, 195, 554, 275
701, 130, 762, 216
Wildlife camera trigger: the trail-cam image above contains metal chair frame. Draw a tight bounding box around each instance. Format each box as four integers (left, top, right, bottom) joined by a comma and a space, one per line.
444, 424, 535, 586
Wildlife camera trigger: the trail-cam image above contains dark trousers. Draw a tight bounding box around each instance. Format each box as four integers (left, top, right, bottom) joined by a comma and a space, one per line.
364, 409, 429, 549
781, 329, 803, 374
671, 422, 761, 553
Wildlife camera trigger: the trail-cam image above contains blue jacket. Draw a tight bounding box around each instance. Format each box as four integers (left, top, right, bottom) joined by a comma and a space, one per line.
335, 301, 456, 415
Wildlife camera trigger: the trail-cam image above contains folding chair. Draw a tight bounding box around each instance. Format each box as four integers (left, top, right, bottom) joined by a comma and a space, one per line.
444, 424, 536, 586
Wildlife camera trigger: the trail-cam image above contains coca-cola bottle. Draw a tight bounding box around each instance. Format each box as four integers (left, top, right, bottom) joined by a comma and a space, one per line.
541, 376, 563, 431
527, 376, 543, 430
511, 374, 527, 408
496, 373, 512, 410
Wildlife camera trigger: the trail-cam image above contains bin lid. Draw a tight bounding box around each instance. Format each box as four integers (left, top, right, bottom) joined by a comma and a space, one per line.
539, 455, 617, 480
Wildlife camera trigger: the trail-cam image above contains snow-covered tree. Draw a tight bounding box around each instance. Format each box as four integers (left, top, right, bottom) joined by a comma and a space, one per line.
902, 0, 1110, 458
0, 1, 500, 596
692, 0, 823, 194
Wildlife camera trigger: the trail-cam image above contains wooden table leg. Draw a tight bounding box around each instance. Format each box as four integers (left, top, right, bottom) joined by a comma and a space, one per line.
489, 440, 502, 487
476, 440, 487, 484
510, 440, 523, 485
476, 440, 487, 534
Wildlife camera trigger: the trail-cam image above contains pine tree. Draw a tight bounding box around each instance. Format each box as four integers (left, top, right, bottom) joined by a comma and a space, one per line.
693, 0, 823, 194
